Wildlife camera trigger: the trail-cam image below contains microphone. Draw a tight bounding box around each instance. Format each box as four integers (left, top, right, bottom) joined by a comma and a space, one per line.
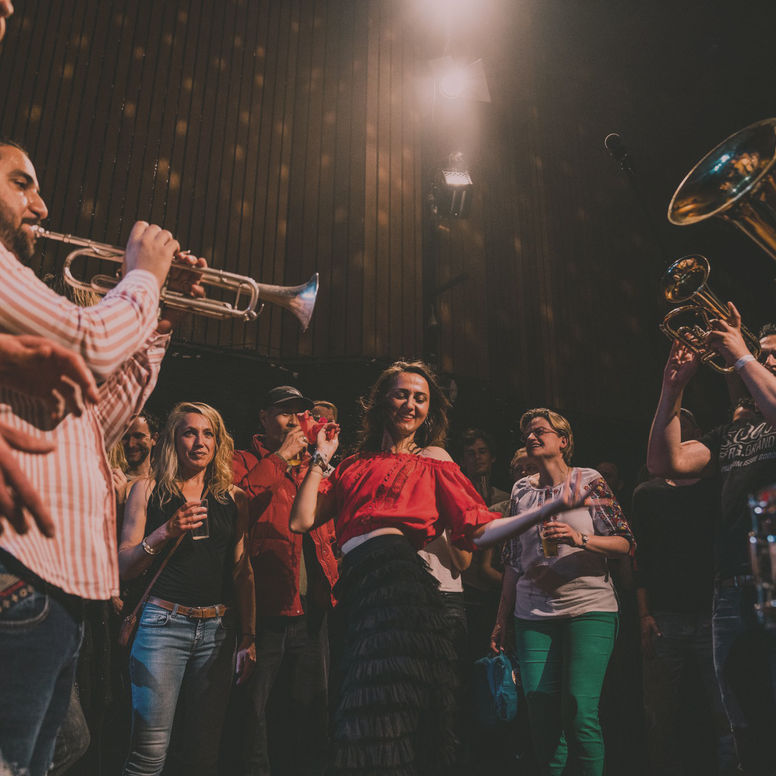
604, 133, 633, 173
603, 132, 670, 263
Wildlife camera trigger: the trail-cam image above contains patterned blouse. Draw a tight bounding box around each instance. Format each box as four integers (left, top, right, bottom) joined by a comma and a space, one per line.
502, 467, 633, 619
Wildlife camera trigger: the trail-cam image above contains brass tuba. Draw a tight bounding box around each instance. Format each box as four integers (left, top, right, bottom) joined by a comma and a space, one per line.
660, 254, 760, 373
668, 118, 776, 260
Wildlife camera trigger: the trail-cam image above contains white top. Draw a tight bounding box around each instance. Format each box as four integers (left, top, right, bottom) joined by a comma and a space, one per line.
503, 467, 632, 619
418, 531, 463, 592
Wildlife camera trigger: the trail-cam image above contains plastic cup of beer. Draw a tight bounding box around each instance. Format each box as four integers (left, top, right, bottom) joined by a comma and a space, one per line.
541, 523, 559, 557
191, 499, 209, 541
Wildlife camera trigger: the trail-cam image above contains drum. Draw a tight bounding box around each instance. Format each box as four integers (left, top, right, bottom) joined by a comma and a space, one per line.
748, 485, 776, 628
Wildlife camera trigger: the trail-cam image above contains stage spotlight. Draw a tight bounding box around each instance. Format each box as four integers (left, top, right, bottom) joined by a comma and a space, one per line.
441, 168, 473, 187
439, 68, 468, 99
432, 153, 473, 218
429, 56, 491, 103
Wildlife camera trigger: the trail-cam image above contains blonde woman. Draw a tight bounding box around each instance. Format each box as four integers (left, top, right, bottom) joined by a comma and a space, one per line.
118, 402, 255, 776
488, 408, 633, 776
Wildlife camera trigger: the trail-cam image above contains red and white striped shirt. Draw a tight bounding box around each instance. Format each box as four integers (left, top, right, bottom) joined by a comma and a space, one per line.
0, 243, 160, 380
0, 243, 164, 598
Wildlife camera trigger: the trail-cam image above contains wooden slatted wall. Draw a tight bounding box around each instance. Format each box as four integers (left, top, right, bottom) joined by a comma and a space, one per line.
0, 0, 423, 361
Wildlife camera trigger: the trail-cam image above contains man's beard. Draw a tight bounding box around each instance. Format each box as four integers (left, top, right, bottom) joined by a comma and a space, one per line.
127, 445, 150, 465
0, 202, 35, 262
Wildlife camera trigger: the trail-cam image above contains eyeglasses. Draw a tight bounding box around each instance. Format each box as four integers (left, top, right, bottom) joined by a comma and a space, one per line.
757, 349, 776, 364
520, 428, 559, 444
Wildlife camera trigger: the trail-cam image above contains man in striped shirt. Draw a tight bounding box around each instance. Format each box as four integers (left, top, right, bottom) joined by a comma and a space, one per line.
0, 332, 99, 537
0, 140, 197, 776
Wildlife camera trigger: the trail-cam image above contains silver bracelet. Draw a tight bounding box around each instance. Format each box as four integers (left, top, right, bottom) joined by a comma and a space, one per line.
141, 537, 160, 556
734, 354, 755, 372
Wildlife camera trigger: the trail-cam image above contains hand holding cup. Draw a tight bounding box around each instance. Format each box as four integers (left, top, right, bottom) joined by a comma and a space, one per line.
165, 500, 208, 539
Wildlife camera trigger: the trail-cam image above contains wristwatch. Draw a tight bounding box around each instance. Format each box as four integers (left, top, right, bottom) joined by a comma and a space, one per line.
580, 533, 590, 548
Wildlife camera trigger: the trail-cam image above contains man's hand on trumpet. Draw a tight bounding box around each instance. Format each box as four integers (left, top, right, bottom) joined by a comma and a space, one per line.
157, 252, 208, 334
123, 222, 180, 290
662, 340, 700, 392
705, 302, 750, 367
121, 221, 207, 333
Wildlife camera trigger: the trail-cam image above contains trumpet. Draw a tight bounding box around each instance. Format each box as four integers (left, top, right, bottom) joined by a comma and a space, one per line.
31, 226, 319, 330
660, 254, 760, 374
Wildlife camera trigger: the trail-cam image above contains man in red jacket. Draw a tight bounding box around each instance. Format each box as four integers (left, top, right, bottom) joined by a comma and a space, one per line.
230, 385, 339, 776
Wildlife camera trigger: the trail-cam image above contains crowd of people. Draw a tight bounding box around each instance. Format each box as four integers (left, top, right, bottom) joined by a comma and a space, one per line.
1, 2, 775, 775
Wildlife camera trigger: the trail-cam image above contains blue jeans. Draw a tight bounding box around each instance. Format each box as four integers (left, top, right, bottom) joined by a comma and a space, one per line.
0, 552, 84, 776
642, 611, 736, 775
123, 602, 236, 776
712, 585, 776, 774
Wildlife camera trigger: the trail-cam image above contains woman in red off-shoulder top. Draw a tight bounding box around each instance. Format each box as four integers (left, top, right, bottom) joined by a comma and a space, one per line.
290, 360, 498, 775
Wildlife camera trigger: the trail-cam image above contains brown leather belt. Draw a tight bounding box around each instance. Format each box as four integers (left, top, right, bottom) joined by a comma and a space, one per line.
147, 596, 228, 619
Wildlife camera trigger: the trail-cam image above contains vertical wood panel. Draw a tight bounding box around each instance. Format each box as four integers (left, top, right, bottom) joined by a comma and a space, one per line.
0, 0, 424, 364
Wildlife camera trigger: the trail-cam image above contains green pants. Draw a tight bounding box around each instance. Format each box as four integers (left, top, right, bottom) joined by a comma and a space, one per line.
514, 612, 617, 776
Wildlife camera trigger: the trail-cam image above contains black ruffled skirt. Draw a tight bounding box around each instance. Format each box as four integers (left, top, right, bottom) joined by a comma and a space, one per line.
330, 534, 458, 776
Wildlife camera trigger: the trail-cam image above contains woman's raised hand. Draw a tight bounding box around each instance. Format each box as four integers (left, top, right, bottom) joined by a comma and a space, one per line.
165, 500, 207, 538
315, 422, 340, 464
548, 469, 611, 516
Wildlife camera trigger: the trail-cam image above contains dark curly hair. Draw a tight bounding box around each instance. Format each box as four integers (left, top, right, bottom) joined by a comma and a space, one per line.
460, 427, 496, 456
356, 360, 451, 452
759, 322, 776, 339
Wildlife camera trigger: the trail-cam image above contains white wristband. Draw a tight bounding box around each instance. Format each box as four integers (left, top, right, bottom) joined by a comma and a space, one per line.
733, 354, 755, 372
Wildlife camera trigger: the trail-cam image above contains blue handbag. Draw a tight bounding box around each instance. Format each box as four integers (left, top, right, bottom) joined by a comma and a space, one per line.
473, 652, 519, 725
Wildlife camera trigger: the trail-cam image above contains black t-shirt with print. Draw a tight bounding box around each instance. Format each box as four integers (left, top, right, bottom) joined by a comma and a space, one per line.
631, 477, 719, 613
699, 415, 776, 579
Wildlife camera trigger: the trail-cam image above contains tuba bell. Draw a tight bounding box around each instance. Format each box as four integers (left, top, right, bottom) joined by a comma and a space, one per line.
660, 254, 760, 374
668, 118, 776, 261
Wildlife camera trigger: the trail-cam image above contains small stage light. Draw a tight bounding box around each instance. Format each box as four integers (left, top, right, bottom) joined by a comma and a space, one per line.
432, 154, 473, 218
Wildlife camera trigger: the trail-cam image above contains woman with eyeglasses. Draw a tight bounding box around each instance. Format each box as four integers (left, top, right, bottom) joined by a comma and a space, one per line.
118, 402, 256, 776
487, 408, 633, 776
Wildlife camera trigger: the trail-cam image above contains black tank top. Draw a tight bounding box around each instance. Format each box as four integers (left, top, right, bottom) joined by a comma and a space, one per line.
145, 485, 237, 607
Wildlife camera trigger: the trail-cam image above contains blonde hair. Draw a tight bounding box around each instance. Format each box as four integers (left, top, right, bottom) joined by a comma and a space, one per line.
153, 402, 234, 504
108, 440, 128, 472
519, 408, 575, 464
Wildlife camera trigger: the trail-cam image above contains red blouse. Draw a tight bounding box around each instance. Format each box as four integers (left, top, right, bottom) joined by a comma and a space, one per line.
321, 452, 499, 550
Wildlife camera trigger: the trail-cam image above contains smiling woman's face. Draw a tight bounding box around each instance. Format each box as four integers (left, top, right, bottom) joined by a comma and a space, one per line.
175, 412, 215, 471
384, 372, 430, 439
522, 417, 566, 462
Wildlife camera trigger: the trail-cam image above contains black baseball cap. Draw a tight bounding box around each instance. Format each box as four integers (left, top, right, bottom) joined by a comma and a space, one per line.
262, 385, 314, 411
